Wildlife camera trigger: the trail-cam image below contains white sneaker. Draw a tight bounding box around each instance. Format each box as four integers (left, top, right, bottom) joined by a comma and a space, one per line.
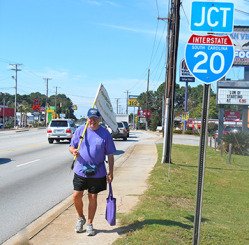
86, 223, 95, 236
75, 216, 86, 233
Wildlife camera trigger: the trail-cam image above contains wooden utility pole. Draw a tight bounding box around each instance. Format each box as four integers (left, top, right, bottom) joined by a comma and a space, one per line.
162, 0, 181, 163
43, 78, 52, 126
146, 68, 150, 130
124, 90, 129, 115
115, 98, 119, 114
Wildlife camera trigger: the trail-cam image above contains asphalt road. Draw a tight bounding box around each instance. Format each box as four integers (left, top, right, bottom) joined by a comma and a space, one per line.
0, 128, 157, 244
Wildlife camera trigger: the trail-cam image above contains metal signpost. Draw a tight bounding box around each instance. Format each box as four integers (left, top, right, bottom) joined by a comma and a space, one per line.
186, 2, 234, 244
180, 59, 195, 131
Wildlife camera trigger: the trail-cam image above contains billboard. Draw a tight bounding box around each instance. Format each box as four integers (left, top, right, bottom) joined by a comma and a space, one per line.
129, 95, 139, 107
174, 111, 189, 121
225, 111, 240, 121
179, 59, 195, 83
230, 26, 249, 66
217, 88, 249, 105
137, 109, 151, 118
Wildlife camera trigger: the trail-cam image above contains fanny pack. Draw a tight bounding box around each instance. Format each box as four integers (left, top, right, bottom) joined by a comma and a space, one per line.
81, 162, 104, 176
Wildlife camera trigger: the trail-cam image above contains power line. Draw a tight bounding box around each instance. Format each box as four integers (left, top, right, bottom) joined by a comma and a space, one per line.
155, 0, 160, 17
180, 2, 190, 26
235, 8, 249, 16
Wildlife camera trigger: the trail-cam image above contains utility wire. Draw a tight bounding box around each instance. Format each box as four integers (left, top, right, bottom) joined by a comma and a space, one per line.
180, 2, 190, 26
155, 0, 160, 17
148, 20, 159, 68
235, 8, 249, 16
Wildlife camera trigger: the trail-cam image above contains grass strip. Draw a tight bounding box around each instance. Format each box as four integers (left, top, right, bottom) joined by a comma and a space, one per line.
113, 144, 249, 245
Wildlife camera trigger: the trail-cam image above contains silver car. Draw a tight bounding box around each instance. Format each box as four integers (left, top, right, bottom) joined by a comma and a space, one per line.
47, 119, 76, 144
109, 121, 128, 141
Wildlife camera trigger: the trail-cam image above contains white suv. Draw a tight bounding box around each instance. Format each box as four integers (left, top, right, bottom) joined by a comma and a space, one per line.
47, 119, 76, 144
108, 122, 128, 141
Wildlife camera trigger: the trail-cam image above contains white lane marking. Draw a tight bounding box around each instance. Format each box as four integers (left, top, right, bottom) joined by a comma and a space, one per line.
16, 159, 41, 167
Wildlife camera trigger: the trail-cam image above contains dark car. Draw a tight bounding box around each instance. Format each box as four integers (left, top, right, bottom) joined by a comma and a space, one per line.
223, 126, 242, 134
122, 121, 130, 137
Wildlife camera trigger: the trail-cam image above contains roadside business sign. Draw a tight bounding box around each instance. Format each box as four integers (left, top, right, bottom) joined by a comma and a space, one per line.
217, 88, 249, 105
225, 111, 240, 121
137, 109, 151, 118
31, 111, 41, 116
174, 111, 189, 122
185, 34, 234, 84
190, 1, 234, 33
129, 95, 139, 107
230, 26, 249, 66
180, 59, 195, 83
32, 99, 41, 111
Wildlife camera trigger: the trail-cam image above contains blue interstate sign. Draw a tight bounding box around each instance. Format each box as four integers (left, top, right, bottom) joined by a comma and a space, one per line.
185, 34, 234, 84
191, 1, 234, 33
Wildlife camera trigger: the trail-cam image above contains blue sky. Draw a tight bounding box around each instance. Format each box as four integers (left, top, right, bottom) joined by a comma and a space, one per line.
0, 0, 248, 118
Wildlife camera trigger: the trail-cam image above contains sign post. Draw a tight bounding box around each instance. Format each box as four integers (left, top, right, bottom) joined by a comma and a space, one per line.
180, 59, 195, 132
186, 2, 234, 245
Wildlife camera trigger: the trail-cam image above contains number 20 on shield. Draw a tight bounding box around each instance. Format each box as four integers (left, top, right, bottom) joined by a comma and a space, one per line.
185, 34, 234, 84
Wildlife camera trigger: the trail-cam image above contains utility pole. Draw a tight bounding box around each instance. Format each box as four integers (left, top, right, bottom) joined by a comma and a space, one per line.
146, 69, 150, 131
43, 78, 52, 126
10, 64, 22, 128
55, 86, 58, 118
115, 98, 119, 114
161, 0, 181, 163
124, 90, 129, 115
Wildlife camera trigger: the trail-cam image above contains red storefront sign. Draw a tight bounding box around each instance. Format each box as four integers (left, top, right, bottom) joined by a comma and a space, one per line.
137, 109, 151, 118
0, 107, 14, 117
225, 111, 240, 121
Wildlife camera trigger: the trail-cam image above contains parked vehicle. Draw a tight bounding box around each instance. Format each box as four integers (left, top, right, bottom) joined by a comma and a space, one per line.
107, 122, 128, 141
47, 119, 76, 144
223, 126, 242, 134
122, 121, 130, 137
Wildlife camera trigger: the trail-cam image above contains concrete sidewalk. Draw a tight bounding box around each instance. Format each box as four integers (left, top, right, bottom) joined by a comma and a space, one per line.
4, 136, 159, 245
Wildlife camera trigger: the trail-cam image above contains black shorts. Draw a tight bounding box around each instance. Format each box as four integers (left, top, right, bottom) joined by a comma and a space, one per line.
73, 173, 107, 194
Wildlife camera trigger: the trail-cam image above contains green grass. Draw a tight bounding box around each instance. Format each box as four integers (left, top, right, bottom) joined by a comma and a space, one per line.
113, 144, 249, 245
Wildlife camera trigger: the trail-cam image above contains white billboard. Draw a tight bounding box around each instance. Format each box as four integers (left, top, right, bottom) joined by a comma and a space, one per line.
230, 26, 249, 66
217, 88, 249, 105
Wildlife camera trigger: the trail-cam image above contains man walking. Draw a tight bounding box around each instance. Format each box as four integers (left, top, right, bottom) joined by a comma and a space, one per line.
69, 108, 116, 236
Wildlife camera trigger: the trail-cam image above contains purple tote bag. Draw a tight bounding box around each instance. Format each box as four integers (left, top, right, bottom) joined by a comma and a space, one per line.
105, 183, 116, 226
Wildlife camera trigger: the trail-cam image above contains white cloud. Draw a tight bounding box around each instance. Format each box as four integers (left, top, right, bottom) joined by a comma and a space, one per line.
105, 1, 121, 8
87, 0, 102, 6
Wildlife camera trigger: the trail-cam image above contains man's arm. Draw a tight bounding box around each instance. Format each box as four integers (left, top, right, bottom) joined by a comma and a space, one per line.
107, 154, 114, 183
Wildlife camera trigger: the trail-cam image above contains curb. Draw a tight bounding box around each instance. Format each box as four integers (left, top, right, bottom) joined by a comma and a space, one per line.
3, 144, 137, 245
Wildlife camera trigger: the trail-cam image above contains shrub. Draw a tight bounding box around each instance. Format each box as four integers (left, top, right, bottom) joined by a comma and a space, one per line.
222, 132, 249, 155
4, 122, 14, 128
173, 129, 183, 134
184, 130, 193, 135
208, 122, 218, 133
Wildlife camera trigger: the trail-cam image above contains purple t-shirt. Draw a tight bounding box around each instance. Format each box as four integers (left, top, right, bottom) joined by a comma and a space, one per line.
70, 125, 116, 178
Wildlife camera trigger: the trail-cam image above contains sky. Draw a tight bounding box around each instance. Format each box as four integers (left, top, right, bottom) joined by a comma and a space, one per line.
0, 0, 248, 118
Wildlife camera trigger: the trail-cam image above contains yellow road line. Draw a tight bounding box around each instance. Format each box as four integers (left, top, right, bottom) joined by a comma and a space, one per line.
0, 143, 48, 154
